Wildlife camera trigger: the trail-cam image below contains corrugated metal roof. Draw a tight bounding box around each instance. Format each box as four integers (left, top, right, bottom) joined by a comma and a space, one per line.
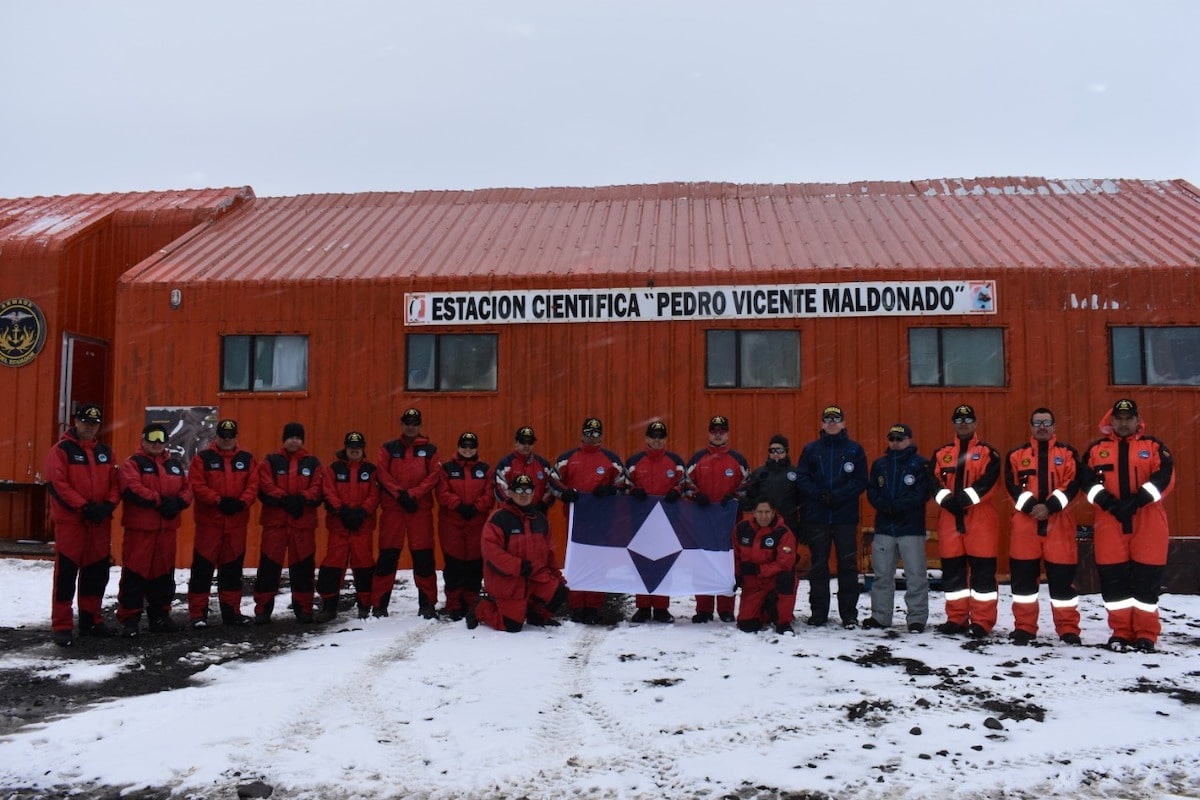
0, 187, 254, 245
19, 179, 1200, 284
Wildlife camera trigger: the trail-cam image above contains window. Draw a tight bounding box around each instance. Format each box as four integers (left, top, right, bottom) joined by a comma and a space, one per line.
221, 335, 309, 392
706, 330, 800, 388
909, 328, 1004, 387
1112, 326, 1200, 386
406, 333, 498, 392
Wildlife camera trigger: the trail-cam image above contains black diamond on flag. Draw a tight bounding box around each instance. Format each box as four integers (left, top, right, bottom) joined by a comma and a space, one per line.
629, 550, 681, 593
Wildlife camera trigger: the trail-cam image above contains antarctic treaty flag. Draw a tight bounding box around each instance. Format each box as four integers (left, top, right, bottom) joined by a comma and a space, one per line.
564, 494, 737, 595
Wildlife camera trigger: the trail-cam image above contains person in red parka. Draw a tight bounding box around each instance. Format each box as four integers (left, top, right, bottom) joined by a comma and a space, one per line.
375, 407, 443, 619
253, 421, 323, 624
45, 403, 120, 647
734, 499, 799, 634
624, 420, 688, 623
551, 417, 629, 625
435, 431, 495, 620
929, 404, 1002, 639
685, 415, 749, 623
466, 474, 569, 632
315, 431, 380, 623
1005, 407, 1082, 646
186, 418, 258, 628
1082, 399, 1176, 653
117, 423, 193, 636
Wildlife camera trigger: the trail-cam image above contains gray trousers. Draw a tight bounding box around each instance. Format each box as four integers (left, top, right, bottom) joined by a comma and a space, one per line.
869, 534, 929, 627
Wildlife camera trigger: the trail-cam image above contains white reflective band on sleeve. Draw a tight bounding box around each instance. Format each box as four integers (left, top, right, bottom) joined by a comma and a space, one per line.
1104, 597, 1136, 611
1049, 596, 1078, 609
1141, 482, 1162, 502
945, 588, 970, 601
935, 488, 951, 504
964, 487, 980, 504
1051, 489, 1070, 508
1011, 593, 1039, 604
1132, 599, 1159, 613
1086, 484, 1104, 503
970, 590, 998, 602
1016, 491, 1034, 511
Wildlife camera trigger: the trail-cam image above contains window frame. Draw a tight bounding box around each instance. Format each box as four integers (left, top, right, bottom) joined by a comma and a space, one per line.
1111, 325, 1200, 386
705, 329, 801, 389
908, 327, 1006, 388
220, 334, 310, 393
405, 332, 499, 393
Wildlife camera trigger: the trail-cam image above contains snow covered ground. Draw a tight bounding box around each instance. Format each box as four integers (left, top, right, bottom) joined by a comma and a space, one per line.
1, 558, 1197, 800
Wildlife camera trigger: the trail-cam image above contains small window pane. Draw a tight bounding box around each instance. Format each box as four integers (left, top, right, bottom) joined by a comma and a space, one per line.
222, 336, 251, 391
1111, 327, 1142, 385
706, 331, 736, 388
908, 329, 940, 386
439, 334, 498, 391
943, 329, 1003, 387
407, 335, 436, 390
270, 336, 308, 391
1144, 327, 1200, 385
739, 331, 799, 388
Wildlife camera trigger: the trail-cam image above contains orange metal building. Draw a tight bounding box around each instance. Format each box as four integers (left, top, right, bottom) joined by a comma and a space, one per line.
3, 178, 1198, 585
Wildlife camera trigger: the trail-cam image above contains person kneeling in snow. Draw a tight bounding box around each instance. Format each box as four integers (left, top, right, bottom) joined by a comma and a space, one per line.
467, 474, 569, 632
734, 499, 798, 634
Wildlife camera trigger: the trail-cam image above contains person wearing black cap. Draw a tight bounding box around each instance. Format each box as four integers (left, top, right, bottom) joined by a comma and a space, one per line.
744, 434, 803, 541
252, 422, 323, 624
186, 419, 259, 627
1081, 399, 1176, 653
494, 426, 555, 512
795, 405, 869, 629
685, 415, 750, 623
44, 403, 120, 646
551, 417, 629, 624
863, 423, 930, 633
624, 420, 688, 622
1005, 408, 1083, 646
116, 423, 193, 636
467, 474, 569, 632
929, 404, 1002, 638
435, 432, 495, 620
375, 408, 443, 619
315, 431, 380, 623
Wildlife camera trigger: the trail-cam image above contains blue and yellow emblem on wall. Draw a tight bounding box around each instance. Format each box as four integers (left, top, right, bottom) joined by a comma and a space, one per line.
0, 298, 48, 367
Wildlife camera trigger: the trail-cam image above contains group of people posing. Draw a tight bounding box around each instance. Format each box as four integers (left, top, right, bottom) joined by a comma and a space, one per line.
44, 398, 1174, 654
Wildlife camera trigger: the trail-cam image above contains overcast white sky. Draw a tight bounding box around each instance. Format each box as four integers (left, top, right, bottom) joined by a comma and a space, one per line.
3, 1, 1198, 199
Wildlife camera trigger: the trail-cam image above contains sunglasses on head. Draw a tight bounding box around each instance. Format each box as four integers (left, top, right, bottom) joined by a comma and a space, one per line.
1030, 419, 1055, 428
953, 416, 976, 424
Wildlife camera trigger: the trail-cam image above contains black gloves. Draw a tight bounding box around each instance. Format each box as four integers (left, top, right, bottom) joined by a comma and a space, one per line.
561, 488, 580, 503
339, 506, 367, 531
282, 494, 305, 518
218, 497, 245, 515
818, 491, 836, 508
457, 503, 477, 520
940, 494, 964, 514
629, 487, 648, 501
519, 559, 533, 577
740, 562, 760, 576
592, 484, 618, 498
663, 489, 680, 503
1092, 489, 1119, 513
694, 492, 711, 507
396, 490, 419, 513
158, 496, 186, 519
81, 502, 114, 523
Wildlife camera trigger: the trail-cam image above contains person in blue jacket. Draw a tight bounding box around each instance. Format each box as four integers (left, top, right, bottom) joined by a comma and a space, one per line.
863, 423, 931, 633
795, 404, 868, 628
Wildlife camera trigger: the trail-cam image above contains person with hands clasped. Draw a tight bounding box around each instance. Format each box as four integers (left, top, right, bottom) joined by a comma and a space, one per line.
863, 423, 930, 633
436, 432, 495, 620
186, 419, 258, 628
315, 431, 380, 623
375, 407, 443, 619
253, 422, 323, 624
929, 404, 1002, 638
116, 423, 192, 636
684, 415, 749, 623
624, 420, 688, 622
1082, 399, 1176, 653
45, 403, 120, 646
466, 474, 570, 633
552, 417, 628, 624
1005, 408, 1083, 646
796, 405, 868, 629
733, 499, 799, 635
